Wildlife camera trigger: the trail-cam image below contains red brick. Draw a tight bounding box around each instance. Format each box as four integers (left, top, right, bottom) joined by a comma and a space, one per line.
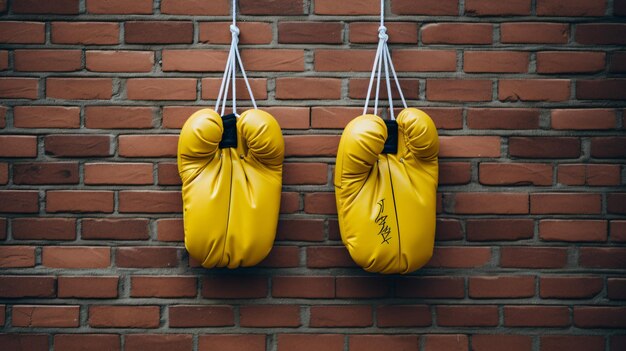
537, 51, 605, 74
125, 21, 193, 44
242, 49, 305, 72
0, 246, 35, 268
469, 276, 535, 298
552, 109, 616, 130
276, 219, 325, 242
439, 162, 471, 185
579, 248, 626, 269
335, 277, 391, 298
86, 106, 154, 129
531, 193, 601, 214
52, 22, 119, 45
119, 191, 181, 213
131, 276, 196, 298
87, 51, 154, 72
0, 335, 48, 350
436, 219, 463, 240
0, 163, 6, 185
258, 246, 300, 268
576, 24, 626, 45
169, 305, 233, 327
608, 193, 626, 214
427, 79, 492, 102
273, 276, 335, 298
610, 51, 626, 72
118, 135, 177, 158
12, 218, 76, 240
505, 306, 569, 327
577, 79, 626, 100
89, 305, 160, 328
13, 0, 77, 13
47, 78, 112, 100
12, 305, 79, 327
85, 163, 153, 185
200, 22, 273, 44
46, 191, 113, 213
501, 23, 569, 44
541, 335, 604, 351
15, 50, 81, 72
422, 23, 493, 44
472, 335, 532, 351
468, 108, 539, 130
500, 79, 570, 102
276, 78, 341, 100
574, 306, 626, 328
427, 247, 492, 268
417, 107, 463, 129
437, 306, 498, 326
304, 192, 337, 215
162, 50, 228, 72
0, 191, 39, 213
349, 78, 420, 100
465, 0, 531, 15
315, 0, 378, 15
200, 334, 266, 351
87, 0, 153, 14
440, 136, 500, 158
310, 305, 371, 327
0, 136, 37, 157
393, 49, 457, 72
156, 218, 184, 242
540, 220, 607, 242
14, 162, 79, 185
54, 334, 121, 351
127, 78, 197, 101
307, 246, 355, 268
608, 278, 626, 300
161, 0, 229, 15
480, 163, 552, 186
377, 305, 431, 327
157, 163, 181, 185
0, 78, 39, 99
240, 0, 304, 15
392, 0, 459, 15
611, 220, 626, 242
351, 22, 418, 44
202, 275, 268, 299
43, 246, 110, 268
116, 247, 178, 268
467, 219, 534, 241
501, 247, 567, 268
465, 51, 529, 73
315, 49, 376, 72
240, 305, 301, 327
592, 137, 626, 158
0, 51, 6, 70
509, 137, 580, 159
349, 335, 420, 351
280, 192, 301, 214
283, 163, 327, 185
454, 192, 528, 214
278, 334, 344, 351
0, 21, 45, 44
396, 276, 465, 298
279, 21, 341, 44
201, 78, 267, 100
14, 106, 80, 129
58, 276, 119, 298
45, 135, 112, 157
0, 276, 55, 298
125, 334, 192, 351
284, 135, 340, 157
538, 0, 606, 16
540, 276, 603, 299
423, 334, 468, 351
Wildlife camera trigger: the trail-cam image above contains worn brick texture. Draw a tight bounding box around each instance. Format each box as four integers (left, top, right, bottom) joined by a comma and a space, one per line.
0, 0, 625, 350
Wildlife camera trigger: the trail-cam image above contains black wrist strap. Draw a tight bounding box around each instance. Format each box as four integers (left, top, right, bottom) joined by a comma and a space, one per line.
219, 113, 238, 149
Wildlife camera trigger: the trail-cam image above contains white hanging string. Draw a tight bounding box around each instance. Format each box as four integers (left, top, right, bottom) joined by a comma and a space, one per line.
214, 0, 257, 116
362, 0, 408, 120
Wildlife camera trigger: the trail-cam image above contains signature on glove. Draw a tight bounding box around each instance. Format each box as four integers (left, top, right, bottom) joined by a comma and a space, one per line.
375, 199, 392, 245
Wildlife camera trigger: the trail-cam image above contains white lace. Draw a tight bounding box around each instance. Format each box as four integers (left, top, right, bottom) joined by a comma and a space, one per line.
362, 0, 407, 120
214, 0, 257, 116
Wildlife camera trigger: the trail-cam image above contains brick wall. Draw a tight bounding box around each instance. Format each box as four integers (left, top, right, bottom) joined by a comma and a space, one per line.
1, 0, 625, 350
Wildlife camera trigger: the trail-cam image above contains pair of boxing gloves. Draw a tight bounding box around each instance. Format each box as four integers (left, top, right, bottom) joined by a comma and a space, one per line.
178, 107, 438, 274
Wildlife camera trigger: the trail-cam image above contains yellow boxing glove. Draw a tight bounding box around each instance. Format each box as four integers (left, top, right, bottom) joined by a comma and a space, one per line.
178, 108, 284, 268
334, 108, 439, 274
